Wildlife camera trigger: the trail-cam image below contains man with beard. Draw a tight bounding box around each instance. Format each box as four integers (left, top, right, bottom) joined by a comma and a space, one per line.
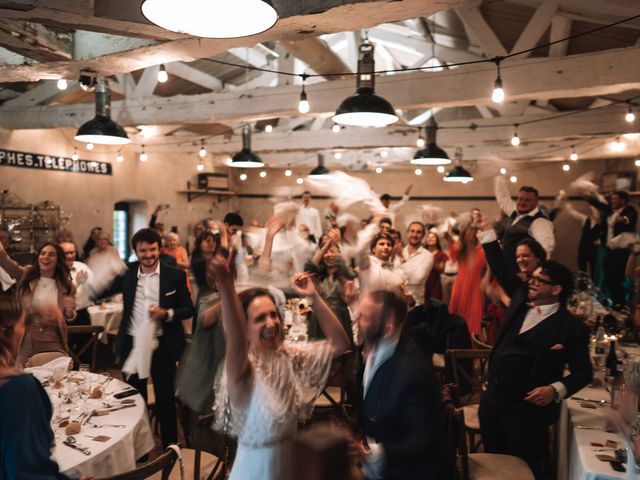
479, 260, 592, 479
398, 222, 433, 307
356, 290, 444, 479
98, 228, 193, 447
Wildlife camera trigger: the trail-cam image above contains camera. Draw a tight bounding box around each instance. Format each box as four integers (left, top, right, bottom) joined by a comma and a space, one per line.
79, 70, 98, 92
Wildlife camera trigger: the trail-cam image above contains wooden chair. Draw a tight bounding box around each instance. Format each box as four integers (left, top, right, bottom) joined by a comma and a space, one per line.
26, 350, 69, 368
171, 413, 225, 480
313, 350, 354, 422
470, 333, 491, 350
447, 349, 491, 453
453, 408, 535, 480
98, 446, 179, 480
67, 325, 104, 371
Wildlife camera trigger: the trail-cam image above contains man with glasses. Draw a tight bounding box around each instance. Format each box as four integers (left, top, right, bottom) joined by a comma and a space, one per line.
479, 260, 592, 479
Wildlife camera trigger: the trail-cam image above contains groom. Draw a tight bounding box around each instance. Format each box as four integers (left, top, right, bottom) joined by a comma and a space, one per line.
356, 290, 444, 479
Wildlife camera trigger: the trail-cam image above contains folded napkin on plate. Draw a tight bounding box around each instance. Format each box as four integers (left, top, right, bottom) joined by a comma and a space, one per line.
24, 356, 72, 380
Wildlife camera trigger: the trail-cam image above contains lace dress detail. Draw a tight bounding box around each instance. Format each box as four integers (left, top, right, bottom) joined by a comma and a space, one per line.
213, 341, 333, 480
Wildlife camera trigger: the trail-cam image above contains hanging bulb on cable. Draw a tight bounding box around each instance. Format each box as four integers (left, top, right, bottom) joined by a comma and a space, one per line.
570, 145, 578, 161
239, 173, 247, 181
510, 125, 520, 146
334, 152, 342, 160
259, 170, 267, 178
157, 64, 168, 83
510, 175, 518, 183
625, 104, 635, 123
332, 124, 341, 133
57, 79, 68, 90
86, 142, 94, 151
139, 145, 148, 161
284, 164, 292, 177
416, 128, 425, 148
298, 76, 310, 114
491, 58, 505, 103
71, 148, 79, 161
199, 140, 207, 158
562, 163, 570, 172
499, 167, 507, 175
375, 165, 383, 174
437, 166, 445, 174
414, 168, 423, 176
196, 161, 205, 172
116, 153, 124, 163
265, 124, 273, 133
380, 149, 388, 158
296, 176, 304, 185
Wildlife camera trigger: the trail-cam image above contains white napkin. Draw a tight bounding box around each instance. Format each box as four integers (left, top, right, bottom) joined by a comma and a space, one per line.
121, 318, 158, 380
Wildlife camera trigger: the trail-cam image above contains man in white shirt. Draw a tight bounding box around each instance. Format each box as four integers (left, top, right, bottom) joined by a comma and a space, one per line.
295, 191, 323, 242
60, 241, 93, 311
494, 176, 555, 274
378, 184, 412, 226
398, 222, 434, 306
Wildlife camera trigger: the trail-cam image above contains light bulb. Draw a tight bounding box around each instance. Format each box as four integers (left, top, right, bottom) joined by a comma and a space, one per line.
139, 147, 148, 162
491, 78, 505, 103
499, 167, 507, 175
510, 129, 520, 146
116, 153, 124, 163
623, 133, 640, 139
437, 166, 445, 174
626, 106, 635, 123
157, 64, 168, 83
298, 86, 310, 114
635, 159, 640, 167
284, 168, 292, 177
199, 146, 207, 158
86, 142, 94, 151
259, 170, 267, 178
296, 177, 304, 185
57, 79, 68, 90
265, 124, 273, 133
562, 163, 570, 172
334, 152, 342, 160
239, 173, 247, 181
416, 137, 425, 148
375, 166, 383, 174
415, 168, 422, 176
380, 150, 388, 158
509, 175, 517, 183
332, 124, 341, 133
71, 150, 79, 161
610, 137, 626, 152
196, 162, 205, 172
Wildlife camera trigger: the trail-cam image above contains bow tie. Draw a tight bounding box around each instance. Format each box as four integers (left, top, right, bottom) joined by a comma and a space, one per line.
381, 261, 394, 269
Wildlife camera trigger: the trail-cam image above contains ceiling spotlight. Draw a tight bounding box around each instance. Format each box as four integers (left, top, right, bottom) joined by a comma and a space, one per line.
259, 170, 267, 178
74, 77, 130, 145
157, 64, 168, 83
298, 79, 310, 114
310, 153, 330, 177
334, 151, 343, 160
78, 70, 98, 92
141, 0, 278, 38
510, 125, 520, 146
626, 104, 635, 123
139, 146, 148, 161
610, 137, 626, 152
116, 153, 124, 163
56, 79, 68, 90
562, 163, 570, 172
570, 145, 578, 161
414, 168, 423, 176
239, 173, 247, 181
231, 125, 264, 168
71, 148, 79, 161
284, 165, 292, 177
86, 142, 94, 151
333, 41, 398, 128
380, 149, 388, 158
265, 124, 273, 133
332, 124, 341, 133
199, 140, 207, 158
491, 58, 505, 103
296, 177, 304, 185
412, 115, 450, 165
499, 167, 507, 175
375, 165, 383, 174
196, 162, 205, 172
510, 175, 518, 183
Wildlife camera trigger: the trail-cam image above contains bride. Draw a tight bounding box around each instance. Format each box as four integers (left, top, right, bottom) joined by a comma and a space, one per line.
208, 255, 350, 480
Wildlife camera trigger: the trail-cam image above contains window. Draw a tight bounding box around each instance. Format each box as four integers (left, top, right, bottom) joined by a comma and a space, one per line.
113, 204, 129, 259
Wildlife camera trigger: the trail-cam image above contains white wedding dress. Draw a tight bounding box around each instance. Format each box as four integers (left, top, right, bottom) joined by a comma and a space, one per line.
214, 341, 333, 480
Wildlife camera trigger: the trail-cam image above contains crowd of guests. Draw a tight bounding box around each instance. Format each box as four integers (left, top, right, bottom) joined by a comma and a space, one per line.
0, 175, 638, 480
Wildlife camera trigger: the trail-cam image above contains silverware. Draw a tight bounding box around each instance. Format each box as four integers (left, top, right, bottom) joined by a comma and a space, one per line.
106, 403, 136, 412
88, 423, 126, 428
63, 436, 91, 455
592, 447, 616, 452
572, 397, 608, 405
577, 425, 605, 430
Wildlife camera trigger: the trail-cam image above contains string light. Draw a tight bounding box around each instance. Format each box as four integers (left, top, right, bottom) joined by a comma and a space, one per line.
491, 58, 505, 104
625, 104, 635, 123
298, 76, 310, 114
196, 161, 205, 172
57, 79, 68, 90
239, 173, 247, 181
610, 137, 626, 152
509, 175, 518, 183
157, 64, 168, 83
116, 153, 124, 163
437, 166, 445, 173
259, 170, 267, 178
635, 159, 640, 167
416, 128, 425, 148
284, 165, 292, 177
296, 176, 304, 185
332, 124, 341, 133
562, 163, 570, 172
570, 145, 578, 161
265, 124, 273, 133
334, 152, 342, 160
199, 139, 207, 158
499, 167, 507, 175
375, 165, 383, 174
86, 142, 94, 151
414, 168, 422, 176
380, 149, 388, 158
71, 148, 79, 161
510, 125, 520, 146
139, 145, 148, 161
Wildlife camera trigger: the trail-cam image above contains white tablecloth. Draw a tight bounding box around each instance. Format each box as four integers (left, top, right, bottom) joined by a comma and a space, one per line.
88, 303, 123, 343
29, 368, 155, 478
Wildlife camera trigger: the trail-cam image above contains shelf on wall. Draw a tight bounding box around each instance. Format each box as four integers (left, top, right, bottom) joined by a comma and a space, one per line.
177, 181, 236, 202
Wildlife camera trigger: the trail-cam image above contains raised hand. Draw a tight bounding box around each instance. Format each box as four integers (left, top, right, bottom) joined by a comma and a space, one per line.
265, 214, 287, 237
75, 270, 88, 286
289, 272, 318, 298
207, 253, 234, 290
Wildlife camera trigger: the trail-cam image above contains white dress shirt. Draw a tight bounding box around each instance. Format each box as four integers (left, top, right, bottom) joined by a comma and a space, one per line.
399, 245, 434, 306
494, 176, 555, 256
70, 260, 93, 310
360, 256, 406, 295
295, 205, 323, 241
0, 266, 15, 292
607, 207, 637, 249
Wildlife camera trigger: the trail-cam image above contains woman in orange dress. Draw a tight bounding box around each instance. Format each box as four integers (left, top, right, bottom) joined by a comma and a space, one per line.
162, 232, 191, 293
448, 226, 487, 336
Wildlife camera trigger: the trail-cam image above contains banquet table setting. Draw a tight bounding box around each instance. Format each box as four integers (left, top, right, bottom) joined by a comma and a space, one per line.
87, 301, 124, 343
26, 359, 154, 479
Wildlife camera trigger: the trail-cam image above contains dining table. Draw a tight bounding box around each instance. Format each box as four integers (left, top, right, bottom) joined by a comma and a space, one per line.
88, 302, 124, 343
27, 364, 155, 478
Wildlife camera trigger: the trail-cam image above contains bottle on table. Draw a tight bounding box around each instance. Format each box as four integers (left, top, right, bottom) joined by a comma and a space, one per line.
594, 326, 607, 355
611, 360, 626, 410
606, 340, 618, 377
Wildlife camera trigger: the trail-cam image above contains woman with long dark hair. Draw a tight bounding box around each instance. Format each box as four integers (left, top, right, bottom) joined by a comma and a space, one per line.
424, 231, 449, 301
0, 242, 75, 366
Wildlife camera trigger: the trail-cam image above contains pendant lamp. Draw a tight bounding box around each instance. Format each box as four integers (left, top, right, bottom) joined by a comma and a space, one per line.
443, 148, 473, 183
141, 0, 278, 38
333, 42, 398, 128
75, 78, 130, 145
309, 153, 330, 177
230, 125, 264, 168
411, 116, 450, 165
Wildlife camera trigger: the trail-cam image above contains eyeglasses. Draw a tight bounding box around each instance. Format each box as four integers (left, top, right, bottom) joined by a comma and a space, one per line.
528, 275, 555, 286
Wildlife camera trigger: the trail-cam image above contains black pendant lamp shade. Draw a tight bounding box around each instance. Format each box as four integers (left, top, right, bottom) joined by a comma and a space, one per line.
141, 0, 278, 39
443, 165, 474, 183
333, 42, 398, 128
309, 153, 330, 176
412, 116, 450, 165
231, 125, 264, 168
74, 78, 130, 145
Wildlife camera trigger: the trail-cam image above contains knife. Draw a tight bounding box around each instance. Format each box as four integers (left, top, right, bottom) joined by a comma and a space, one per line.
63, 440, 91, 456
106, 403, 136, 412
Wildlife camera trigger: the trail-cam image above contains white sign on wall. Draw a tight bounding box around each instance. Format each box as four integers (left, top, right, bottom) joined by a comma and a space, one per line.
0, 148, 112, 175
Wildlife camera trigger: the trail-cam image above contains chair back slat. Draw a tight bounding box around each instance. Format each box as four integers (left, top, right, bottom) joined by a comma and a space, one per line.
67, 325, 104, 371
447, 349, 490, 405
97, 447, 178, 480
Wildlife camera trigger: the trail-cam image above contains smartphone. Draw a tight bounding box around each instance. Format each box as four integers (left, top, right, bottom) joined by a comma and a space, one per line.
113, 388, 138, 399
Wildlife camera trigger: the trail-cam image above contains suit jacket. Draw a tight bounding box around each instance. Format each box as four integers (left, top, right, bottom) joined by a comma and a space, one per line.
358, 335, 444, 480
586, 197, 638, 246
489, 288, 592, 424
103, 261, 193, 365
